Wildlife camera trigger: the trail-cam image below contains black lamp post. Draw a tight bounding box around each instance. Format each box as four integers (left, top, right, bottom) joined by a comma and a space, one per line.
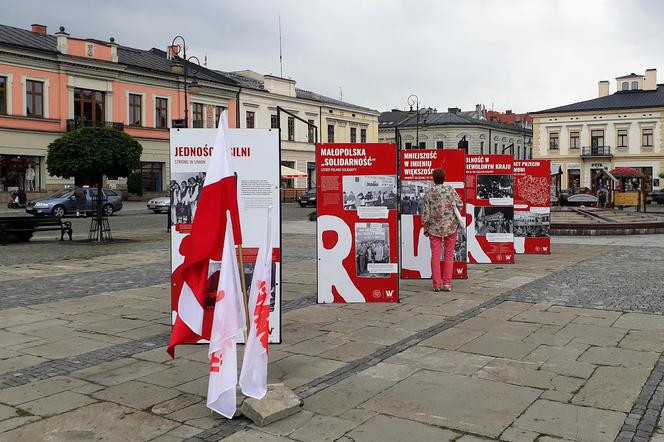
407, 94, 435, 148
170, 36, 202, 128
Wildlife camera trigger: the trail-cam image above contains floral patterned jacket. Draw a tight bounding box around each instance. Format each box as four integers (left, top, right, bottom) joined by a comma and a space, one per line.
422, 184, 463, 238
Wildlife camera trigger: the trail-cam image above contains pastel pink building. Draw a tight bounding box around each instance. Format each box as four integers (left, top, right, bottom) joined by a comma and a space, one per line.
0, 23, 239, 198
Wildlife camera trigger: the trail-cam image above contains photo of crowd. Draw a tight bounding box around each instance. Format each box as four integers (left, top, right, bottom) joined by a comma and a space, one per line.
400, 181, 431, 215
171, 172, 206, 224
454, 228, 467, 262
476, 174, 513, 200
343, 175, 397, 210
474, 206, 514, 235
355, 223, 391, 278
514, 211, 550, 237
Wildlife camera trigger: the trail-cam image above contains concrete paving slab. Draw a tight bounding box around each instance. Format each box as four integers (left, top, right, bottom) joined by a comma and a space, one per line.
318, 341, 383, 362
347, 325, 414, 346
620, 330, 664, 352
578, 346, 659, 369
362, 370, 540, 438
420, 327, 485, 350
513, 399, 625, 441
458, 316, 541, 339
555, 323, 627, 346
511, 309, 577, 326
0, 355, 49, 374
136, 359, 208, 388
572, 366, 650, 412
92, 380, 181, 410
151, 393, 203, 416
346, 414, 459, 441
0, 376, 89, 406
474, 359, 555, 389
268, 354, 346, 389
252, 409, 314, 437
289, 414, 359, 441
614, 312, 664, 331
459, 335, 539, 360
222, 429, 291, 441
18, 336, 110, 359
386, 346, 492, 376
304, 374, 393, 416
21, 391, 96, 417
2, 402, 179, 441
499, 426, 540, 442
71, 358, 167, 386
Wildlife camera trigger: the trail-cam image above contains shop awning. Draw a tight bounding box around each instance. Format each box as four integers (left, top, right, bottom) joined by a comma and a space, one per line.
609, 167, 642, 179
281, 165, 307, 179
550, 164, 563, 176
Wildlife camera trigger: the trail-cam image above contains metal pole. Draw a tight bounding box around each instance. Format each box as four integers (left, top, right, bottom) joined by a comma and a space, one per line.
183, 44, 188, 128
236, 244, 250, 342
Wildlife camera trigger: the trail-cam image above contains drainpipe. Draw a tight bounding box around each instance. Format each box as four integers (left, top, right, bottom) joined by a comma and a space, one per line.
235, 89, 241, 128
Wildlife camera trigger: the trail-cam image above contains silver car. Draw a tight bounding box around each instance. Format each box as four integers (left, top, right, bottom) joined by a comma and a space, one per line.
26, 188, 123, 218
147, 196, 170, 213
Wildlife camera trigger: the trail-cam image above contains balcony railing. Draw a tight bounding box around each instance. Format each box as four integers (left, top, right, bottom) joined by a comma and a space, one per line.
66, 119, 124, 132
581, 146, 612, 157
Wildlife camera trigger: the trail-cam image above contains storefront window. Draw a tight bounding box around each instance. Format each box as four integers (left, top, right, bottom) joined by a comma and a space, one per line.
0, 155, 41, 192
567, 169, 580, 191
281, 160, 295, 188
139, 162, 163, 192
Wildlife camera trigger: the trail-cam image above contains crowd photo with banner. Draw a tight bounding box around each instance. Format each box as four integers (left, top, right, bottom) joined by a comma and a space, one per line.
317, 143, 399, 303
465, 154, 515, 264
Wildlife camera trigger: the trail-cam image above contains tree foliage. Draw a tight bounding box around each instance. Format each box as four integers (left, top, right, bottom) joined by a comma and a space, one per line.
127, 172, 144, 196
47, 128, 143, 180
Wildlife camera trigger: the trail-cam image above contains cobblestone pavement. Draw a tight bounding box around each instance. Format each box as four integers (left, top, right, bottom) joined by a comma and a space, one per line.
507, 246, 664, 313
1, 228, 664, 441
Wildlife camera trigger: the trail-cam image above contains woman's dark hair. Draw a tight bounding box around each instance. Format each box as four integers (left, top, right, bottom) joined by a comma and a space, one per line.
432, 168, 446, 184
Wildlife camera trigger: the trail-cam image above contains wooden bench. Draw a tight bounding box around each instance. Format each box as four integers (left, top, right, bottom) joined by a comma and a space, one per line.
0, 216, 72, 245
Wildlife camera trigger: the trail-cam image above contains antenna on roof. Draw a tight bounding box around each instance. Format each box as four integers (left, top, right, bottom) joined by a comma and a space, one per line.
339, 87, 343, 101
204, 52, 207, 67
279, 15, 283, 78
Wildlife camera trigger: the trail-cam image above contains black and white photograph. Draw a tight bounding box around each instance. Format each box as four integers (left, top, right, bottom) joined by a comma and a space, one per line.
474, 206, 514, 235
343, 175, 397, 210
400, 181, 430, 215
355, 222, 391, 278
454, 227, 467, 262
476, 174, 513, 200
514, 211, 550, 238
242, 262, 278, 313
170, 172, 206, 224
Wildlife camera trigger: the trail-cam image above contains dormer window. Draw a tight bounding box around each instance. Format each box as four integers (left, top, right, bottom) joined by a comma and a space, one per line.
631, 81, 639, 90
622, 82, 629, 91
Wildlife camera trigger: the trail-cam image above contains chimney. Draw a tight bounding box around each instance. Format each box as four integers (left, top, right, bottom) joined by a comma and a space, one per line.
598, 80, 610, 97
109, 37, 118, 63
506, 109, 513, 115
644, 68, 657, 91
166, 45, 180, 60
55, 26, 68, 54
448, 107, 460, 114
31, 24, 47, 35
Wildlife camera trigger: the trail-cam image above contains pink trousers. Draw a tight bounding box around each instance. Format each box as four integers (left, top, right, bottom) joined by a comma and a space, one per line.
429, 231, 458, 288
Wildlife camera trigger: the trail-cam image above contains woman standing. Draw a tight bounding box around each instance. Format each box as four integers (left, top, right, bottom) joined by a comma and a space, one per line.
423, 168, 463, 292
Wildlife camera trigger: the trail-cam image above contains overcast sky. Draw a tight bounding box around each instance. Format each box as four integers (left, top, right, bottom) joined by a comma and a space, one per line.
5, 0, 664, 113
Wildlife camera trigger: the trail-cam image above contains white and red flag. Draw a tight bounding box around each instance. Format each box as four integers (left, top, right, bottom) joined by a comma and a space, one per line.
207, 211, 246, 418
239, 207, 273, 399
168, 111, 243, 358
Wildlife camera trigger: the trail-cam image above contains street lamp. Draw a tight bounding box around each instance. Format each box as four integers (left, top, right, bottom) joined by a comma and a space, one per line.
407, 94, 435, 148
169, 36, 202, 127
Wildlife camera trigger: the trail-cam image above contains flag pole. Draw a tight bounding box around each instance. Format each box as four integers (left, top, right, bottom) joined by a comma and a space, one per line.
237, 244, 251, 343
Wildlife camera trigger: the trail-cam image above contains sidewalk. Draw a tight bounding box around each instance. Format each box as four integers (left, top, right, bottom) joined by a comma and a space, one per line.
0, 232, 663, 440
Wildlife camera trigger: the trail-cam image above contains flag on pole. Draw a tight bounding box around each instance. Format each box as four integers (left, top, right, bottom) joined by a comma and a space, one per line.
239, 207, 273, 399
207, 211, 246, 418
168, 111, 243, 358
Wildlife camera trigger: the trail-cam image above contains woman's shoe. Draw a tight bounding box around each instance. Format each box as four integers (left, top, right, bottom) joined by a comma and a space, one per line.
442, 286, 452, 292
432, 287, 441, 292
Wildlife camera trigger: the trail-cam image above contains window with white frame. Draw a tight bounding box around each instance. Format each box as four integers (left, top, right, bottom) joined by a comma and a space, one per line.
549, 132, 559, 150
642, 128, 654, 147
617, 129, 628, 148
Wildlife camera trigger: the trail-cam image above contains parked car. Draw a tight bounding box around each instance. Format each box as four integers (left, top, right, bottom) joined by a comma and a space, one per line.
566, 193, 598, 207
26, 188, 123, 218
647, 190, 664, 204
297, 188, 317, 207
147, 196, 170, 213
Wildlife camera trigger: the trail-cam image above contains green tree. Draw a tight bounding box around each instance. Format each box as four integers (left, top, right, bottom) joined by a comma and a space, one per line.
127, 172, 144, 197
47, 128, 142, 241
